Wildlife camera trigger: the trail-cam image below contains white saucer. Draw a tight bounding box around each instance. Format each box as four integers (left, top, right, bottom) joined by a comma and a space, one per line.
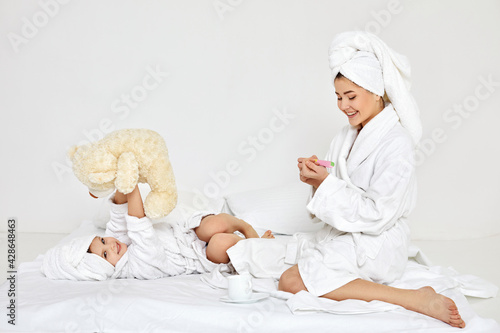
220, 293, 269, 304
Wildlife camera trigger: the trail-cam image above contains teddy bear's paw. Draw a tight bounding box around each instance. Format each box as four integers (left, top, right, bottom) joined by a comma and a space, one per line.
144, 191, 177, 219
115, 152, 139, 194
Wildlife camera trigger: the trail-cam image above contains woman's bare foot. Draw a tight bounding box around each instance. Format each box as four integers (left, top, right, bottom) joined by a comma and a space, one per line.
261, 230, 275, 239
408, 286, 465, 328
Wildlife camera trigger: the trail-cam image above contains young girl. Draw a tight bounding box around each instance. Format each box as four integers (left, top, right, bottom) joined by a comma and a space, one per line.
41, 185, 273, 281
275, 31, 465, 328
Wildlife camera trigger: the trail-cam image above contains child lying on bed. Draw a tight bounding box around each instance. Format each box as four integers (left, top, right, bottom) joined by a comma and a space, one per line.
41, 185, 273, 280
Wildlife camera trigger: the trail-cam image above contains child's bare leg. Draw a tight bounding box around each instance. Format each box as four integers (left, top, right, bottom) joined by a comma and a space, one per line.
206, 233, 243, 264
279, 265, 465, 329
195, 213, 261, 243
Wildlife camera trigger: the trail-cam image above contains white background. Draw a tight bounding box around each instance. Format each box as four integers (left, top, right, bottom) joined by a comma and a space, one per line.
1, 0, 499, 240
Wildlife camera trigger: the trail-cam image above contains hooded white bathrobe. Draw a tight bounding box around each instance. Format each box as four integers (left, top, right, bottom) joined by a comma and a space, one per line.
296, 103, 417, 296
227, 103, 417, 296
106, 201, 218, 280
41, 196, 222, 281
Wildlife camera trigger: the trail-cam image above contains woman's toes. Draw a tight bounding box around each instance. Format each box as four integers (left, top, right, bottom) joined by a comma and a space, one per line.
450, 318, 465, 328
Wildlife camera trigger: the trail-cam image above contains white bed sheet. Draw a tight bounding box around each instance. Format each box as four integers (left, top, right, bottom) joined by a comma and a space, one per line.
1, 220, 499, 333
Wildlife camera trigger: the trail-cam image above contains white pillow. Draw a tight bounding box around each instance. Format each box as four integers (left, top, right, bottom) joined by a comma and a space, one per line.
91, 185, 225, 229
160, 189, 225, 225
225, 183, 324, 235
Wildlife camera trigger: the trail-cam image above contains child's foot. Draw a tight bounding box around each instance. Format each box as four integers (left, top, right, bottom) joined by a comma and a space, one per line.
409, 286, 465, 328
261, 230, 275, 239
239, 220, 260, 239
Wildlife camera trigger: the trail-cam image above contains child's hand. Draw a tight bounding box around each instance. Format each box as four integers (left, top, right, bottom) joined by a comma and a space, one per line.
299, 157, 329, 189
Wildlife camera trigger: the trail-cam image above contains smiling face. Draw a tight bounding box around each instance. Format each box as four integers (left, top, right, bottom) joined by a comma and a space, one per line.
88, 236, 127, 266
334, 75, 384, 128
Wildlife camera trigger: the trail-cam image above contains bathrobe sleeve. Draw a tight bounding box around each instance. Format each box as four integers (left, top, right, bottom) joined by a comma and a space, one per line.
105, 201, 132, 244
125, 215, 186, 279
307, 132, 415, 235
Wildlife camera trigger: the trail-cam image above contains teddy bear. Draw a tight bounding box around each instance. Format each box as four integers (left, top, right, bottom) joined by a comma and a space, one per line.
68, 128, 177, 219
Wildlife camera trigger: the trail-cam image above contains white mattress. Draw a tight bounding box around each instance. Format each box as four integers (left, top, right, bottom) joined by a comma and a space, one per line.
1, 221, 499, 333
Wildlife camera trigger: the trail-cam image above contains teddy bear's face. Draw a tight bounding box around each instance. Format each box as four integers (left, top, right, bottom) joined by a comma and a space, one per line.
71, 145, 118, 198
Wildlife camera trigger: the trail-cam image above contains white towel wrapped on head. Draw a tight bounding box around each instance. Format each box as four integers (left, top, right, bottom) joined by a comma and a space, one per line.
337, 50, 384, 97
41, 234, 115, 281
329, 31, 422, 145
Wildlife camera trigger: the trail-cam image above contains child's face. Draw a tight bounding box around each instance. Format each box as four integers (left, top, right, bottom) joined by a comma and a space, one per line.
88, 236, 128, 266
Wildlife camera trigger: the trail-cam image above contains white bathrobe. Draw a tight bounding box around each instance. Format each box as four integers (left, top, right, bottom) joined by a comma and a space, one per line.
228, 103, 417, 296
106, 201, 217, 279
297, 103, 417, 296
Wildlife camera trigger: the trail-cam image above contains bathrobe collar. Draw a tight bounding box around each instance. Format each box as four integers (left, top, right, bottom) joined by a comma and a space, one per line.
345, 103, 399, 175
111, 251, 129, 279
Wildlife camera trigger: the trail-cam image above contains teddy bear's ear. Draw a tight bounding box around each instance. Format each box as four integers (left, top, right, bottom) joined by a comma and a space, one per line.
88, 171, 116, 184
67, 146, 78, 160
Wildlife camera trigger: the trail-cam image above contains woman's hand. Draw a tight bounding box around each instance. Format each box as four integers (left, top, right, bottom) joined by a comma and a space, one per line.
297, 155, 318, 171
297, 155, 329, 189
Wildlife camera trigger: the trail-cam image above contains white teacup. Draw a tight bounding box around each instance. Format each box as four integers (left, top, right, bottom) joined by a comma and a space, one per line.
227, 274, 253, 301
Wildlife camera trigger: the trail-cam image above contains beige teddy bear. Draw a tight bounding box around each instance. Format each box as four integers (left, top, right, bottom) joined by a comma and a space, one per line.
68, 129, 177, 219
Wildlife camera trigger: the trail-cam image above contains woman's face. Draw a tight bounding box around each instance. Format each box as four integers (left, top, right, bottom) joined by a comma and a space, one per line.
334, 76, 384, 128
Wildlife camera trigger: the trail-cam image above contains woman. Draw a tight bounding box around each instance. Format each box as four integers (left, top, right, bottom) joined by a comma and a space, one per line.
277, 31, 465, 328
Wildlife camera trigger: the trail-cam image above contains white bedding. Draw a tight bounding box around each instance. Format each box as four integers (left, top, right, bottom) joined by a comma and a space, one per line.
1, 220, 499, 333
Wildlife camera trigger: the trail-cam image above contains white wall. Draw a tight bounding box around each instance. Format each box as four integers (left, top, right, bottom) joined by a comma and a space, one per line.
1, 0, 499, 239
